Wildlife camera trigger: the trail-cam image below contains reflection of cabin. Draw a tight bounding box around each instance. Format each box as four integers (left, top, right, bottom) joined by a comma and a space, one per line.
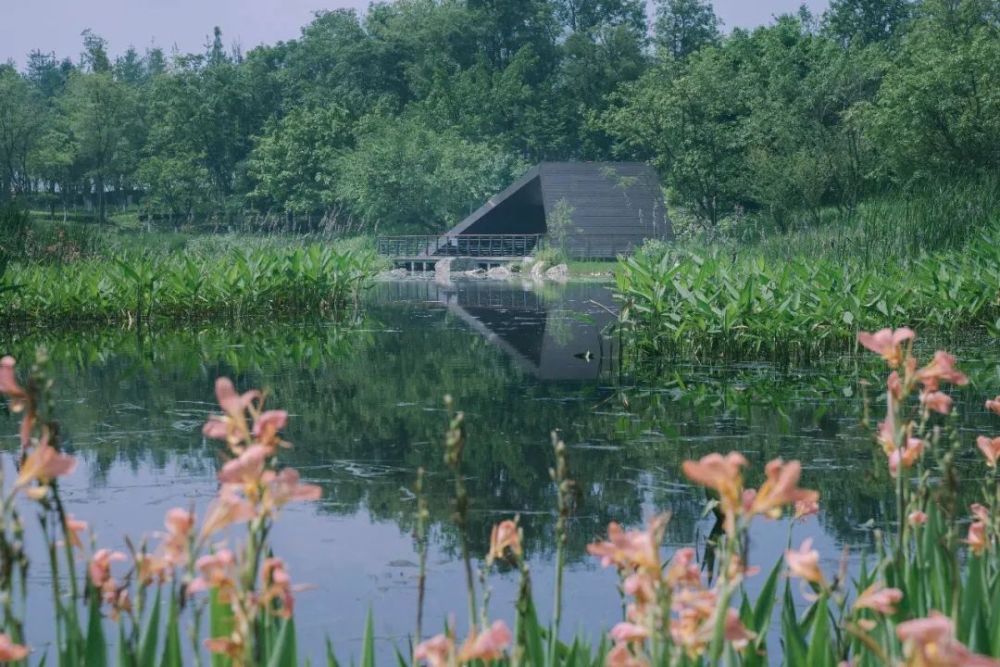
376, 281, 618, 381
377, 162, 671, 266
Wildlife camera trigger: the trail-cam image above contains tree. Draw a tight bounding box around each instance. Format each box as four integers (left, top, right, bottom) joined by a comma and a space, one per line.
25, 50, 74, 99
61, 71, 137, 221
859, 0, 1000, 181
246, 105, 354, 215
653, 0, 722, 60
824, 0, 914, 46
601, 49, 750, 226
335, 114, 527, 232
80, 29, 112, 73
553, 0, 646, 33
0, 67, 44, 200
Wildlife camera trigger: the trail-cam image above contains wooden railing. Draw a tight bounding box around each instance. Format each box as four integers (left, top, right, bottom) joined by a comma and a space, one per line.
376, 234, 645, 260
376, 234, 544, 258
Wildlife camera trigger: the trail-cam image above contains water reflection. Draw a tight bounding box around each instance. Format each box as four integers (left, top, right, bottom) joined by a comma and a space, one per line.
1, 280, 998, 662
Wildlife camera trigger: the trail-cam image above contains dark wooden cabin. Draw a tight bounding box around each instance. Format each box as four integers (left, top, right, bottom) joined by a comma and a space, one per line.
446, 161, 671, 259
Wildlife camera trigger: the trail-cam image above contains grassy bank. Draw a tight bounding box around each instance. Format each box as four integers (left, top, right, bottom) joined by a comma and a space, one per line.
617, 181, 1000, 360
1, 206, 380, 327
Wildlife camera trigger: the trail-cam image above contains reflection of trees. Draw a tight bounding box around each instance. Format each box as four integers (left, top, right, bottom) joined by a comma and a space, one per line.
3, 299, 997, 566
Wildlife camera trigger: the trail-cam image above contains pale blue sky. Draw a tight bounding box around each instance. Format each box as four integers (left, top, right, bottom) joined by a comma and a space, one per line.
1, 0, 829, 68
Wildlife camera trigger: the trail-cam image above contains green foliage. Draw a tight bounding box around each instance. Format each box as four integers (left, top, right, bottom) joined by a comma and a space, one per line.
246, 105, 354, 215
4, 0, 1000, 237
653, 0, 721, 59
0, 202, 31, 277
1, 241, 376, 327
335, 115, 526, 232
615, 228, 1000, 360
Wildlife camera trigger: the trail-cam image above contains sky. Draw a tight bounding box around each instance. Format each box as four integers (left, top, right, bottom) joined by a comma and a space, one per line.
1, 0, 830, 68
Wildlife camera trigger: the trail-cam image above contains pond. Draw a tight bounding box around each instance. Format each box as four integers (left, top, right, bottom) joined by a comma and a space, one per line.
2, 279, 998, 663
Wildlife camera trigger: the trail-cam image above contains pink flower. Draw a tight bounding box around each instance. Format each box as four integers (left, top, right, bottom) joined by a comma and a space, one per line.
202, 418, 228, 441
887, 371, 903, 401
203, 636, 243, 660
162, 508, 195, 565
486, 519, 522, 565
605, 643, 649, 667
587, 515, 667, 574
253, 410, 288, 447
610, 622, 649, 644
723, 609, 754, 649
16, 440, 77, 497
897, 612, 1000, 667
214, 377, 260, 419
89, 549, 127, 589
0, 356, 33, 449
260, 557, 295, 617
977, 436, 1000, 468
0, 633, 29, 661
664, 547, 701, 588
921, 391, 953, 415
987, 396, 1000, 416
0, 356, 27, 405
414, 633, 453, 667
854, 582, 903, 615
966, 521, 988, 556
262, 468, 322, 510
971, 503, 990, 523
64, 515, 88, 548
458, 620, 512, 662
188, 550, 237, 596
785, 538, 824, 584
887, 437, 924, 477
200, 487, 256, 537
908, 511, 928, 526
747, 459, 819, 520
857, 328, 914, 368
917, 351, 968, 392
794, 498, 820, 520
217, 444, 269, 486
203, 377, 262, 451
682, 453, 747, 533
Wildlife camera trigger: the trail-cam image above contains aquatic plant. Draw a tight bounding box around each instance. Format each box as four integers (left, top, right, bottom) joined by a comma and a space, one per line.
615, 236, 1000, 361
1, 243, 376, 328
0, 353, 320, 666
3, 327, 1000, 665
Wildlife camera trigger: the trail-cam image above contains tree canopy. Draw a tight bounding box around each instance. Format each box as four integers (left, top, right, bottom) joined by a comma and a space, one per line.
2, 0, 998, 234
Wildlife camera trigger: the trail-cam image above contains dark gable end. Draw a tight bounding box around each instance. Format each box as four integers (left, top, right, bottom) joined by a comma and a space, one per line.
447, 162, 671, 259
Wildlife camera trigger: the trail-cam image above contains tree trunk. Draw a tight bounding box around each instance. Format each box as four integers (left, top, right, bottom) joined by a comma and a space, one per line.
97, 174, 106, 224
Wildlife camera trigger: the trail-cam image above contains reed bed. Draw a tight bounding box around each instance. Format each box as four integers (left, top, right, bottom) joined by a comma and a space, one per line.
1, 327, 1000, 665
0, 243, 376, 326
614, 233, 1000, 361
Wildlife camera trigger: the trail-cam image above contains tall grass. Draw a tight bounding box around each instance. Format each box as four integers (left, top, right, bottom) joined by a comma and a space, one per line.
727, 175, 1000, 264
1, 243, 376, 327
614, 230, 1000, 361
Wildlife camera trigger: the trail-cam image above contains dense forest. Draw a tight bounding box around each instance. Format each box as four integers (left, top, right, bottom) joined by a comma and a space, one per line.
0, 0, 998, 234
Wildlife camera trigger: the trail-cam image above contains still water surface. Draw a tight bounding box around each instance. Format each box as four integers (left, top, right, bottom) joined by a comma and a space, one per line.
3, 280, 998, 662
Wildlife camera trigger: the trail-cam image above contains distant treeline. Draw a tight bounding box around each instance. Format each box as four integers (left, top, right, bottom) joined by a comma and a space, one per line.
0, 0, 998, 233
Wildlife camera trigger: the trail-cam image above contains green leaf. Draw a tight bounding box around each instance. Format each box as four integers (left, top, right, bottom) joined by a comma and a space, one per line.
209, 587, 235, 667
360, 609, 375, 667
805, 594, 834, 667
85, 588, 107, 667
781, 582, 807, 667
266, 617, 298, 667
138, 586, 162, 667
159, 593, 182, 667
325, 638, 340, 667
753, 554, 783, 642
